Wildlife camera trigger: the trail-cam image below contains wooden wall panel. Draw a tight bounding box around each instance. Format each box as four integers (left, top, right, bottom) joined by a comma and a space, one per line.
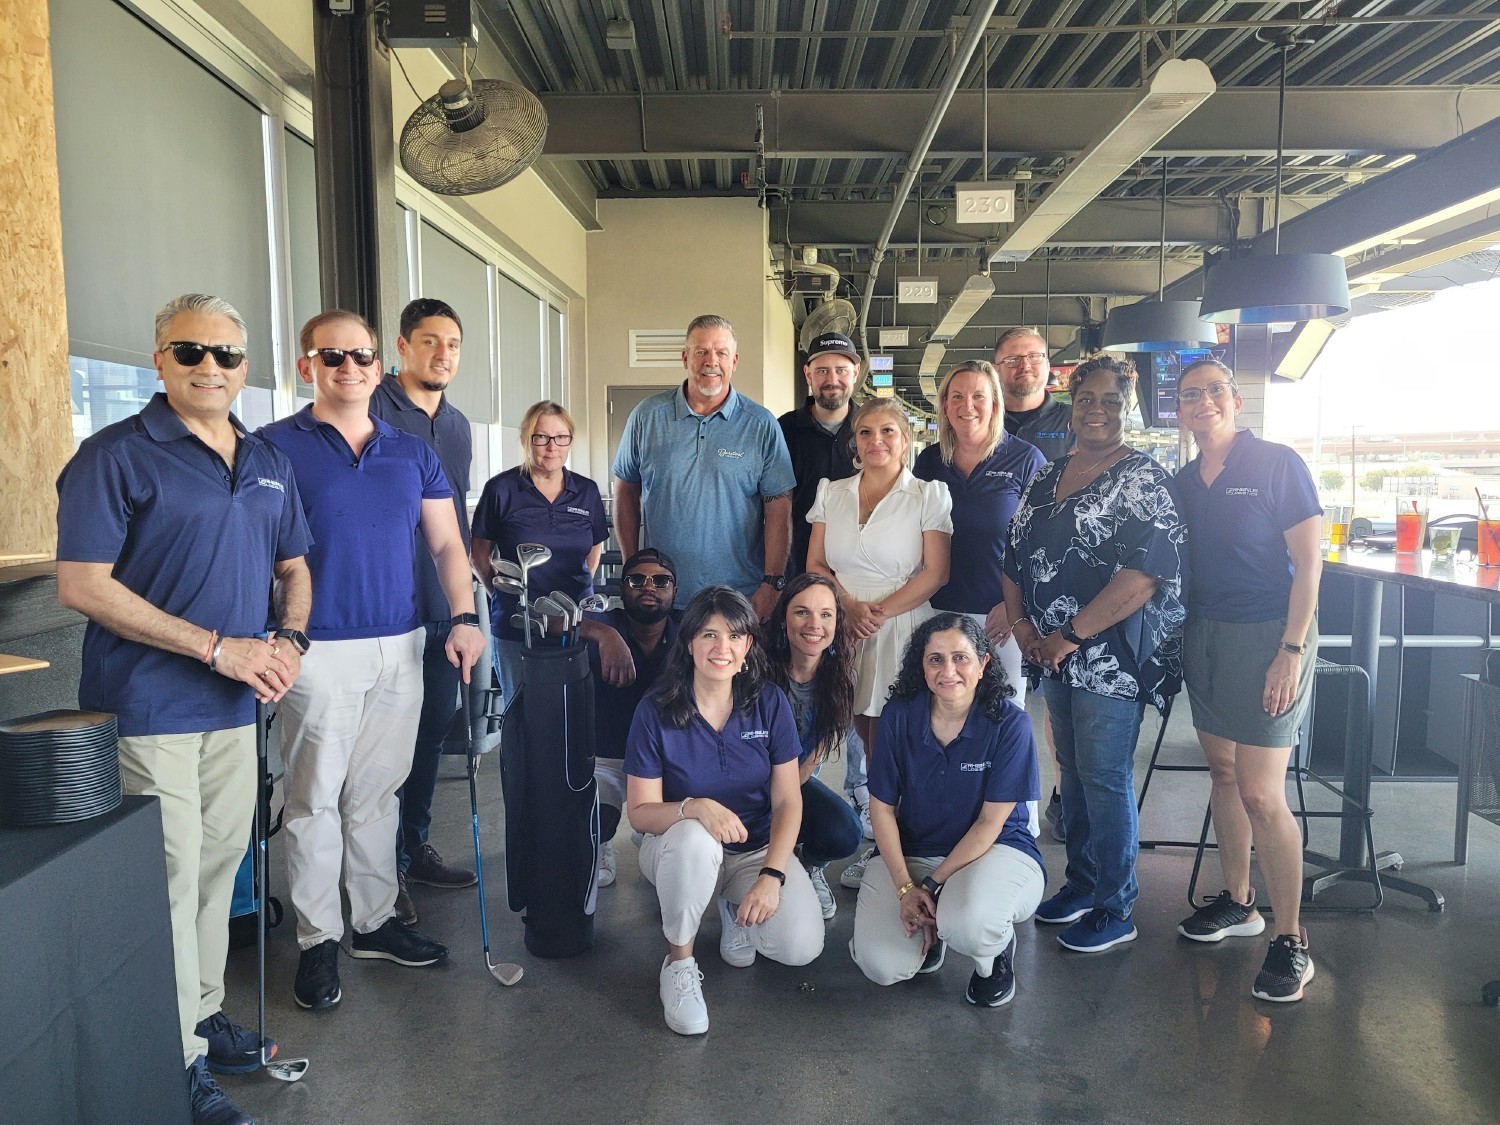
0, 0, 73, 556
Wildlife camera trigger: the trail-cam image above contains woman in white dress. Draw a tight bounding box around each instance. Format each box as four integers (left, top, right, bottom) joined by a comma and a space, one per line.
807, 399, 952, 885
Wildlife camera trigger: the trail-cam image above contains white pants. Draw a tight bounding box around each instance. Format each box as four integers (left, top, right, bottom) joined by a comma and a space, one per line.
279, 628, 425, 947
594, 757, 626, 817
118, 725, 255, 1066
638, 819, 825, 965
851, 844, 1045, 985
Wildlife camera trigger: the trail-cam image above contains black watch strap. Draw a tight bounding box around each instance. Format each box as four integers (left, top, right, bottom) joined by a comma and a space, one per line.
1061, 619, 1089, 646
274, 629, 310, 654
759, 866, 787, 885
920, 876, 942, 897
451, 612, 481, 627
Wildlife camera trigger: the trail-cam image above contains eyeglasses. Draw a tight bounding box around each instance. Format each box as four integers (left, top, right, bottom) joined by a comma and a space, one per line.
623, 573, 675, 590
530, 433, 574, 447
305, 347, 377, 368
1074, 393, 1125, 411
162, 341, 246, 370
996, 352, 1048, 370
1176, 381, 1237, 405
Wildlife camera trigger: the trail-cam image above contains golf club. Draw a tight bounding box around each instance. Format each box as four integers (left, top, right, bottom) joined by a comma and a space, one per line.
515, 543, 551, 615
533, 596, 567, 645
492, 575, 526, 597
549, 591, 580, 646
254, 701, 310, 1083
464, 679, 523, 986
578, 594, 608, 615
494, 558, 524, 582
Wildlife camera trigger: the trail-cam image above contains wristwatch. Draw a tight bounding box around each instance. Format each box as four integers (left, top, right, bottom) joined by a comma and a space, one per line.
1060, 619, 1091, 646
274, 628, 311, 655
758, 866, 787, 885
920, 876, 942, 897
761, 574, 788, 591
1281, 639, 1308, 655
451, 612, 481, 628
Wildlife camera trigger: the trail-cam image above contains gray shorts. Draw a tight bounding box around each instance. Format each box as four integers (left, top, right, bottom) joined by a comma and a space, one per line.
1183, 615, 1318, 747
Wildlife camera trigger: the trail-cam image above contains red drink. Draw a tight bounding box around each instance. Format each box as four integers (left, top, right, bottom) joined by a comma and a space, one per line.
1480, 519, 1500, 567
1394, 511, 1425, 554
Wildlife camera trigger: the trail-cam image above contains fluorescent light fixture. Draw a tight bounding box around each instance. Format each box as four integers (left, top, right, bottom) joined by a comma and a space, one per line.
990, 58, 1216, 265
918, 375, 939, 402
929, 274, 996, 340
1272, 318, 1339, 381
918, 342, 947, 380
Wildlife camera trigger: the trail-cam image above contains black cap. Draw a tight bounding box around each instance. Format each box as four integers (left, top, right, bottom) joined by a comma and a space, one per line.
622, 547, 677, 581
805, 332, 859, 364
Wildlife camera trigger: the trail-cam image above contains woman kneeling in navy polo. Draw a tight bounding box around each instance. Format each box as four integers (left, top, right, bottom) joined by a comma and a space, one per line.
850, 613, 1046, 1007
625, 586, 826, 1036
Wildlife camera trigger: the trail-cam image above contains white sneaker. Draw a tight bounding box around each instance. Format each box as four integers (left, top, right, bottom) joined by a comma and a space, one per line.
807, 864, 837, 920
717, 897, 756, 968
658, 956, 708, 1036
853, 785, 874, 840
840, 848, 874, 889
597, 841, 616, 888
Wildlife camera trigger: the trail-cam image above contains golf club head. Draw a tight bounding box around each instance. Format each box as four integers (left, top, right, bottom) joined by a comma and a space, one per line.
550, 590, 580, 628
533, 595, 565, 621
265, 1057, 310, 1082
488, 957, 524, 986
492, 575, 526, 596
495, 558, 524, 580
517, 542, 552, 573
578, 594, 608, 614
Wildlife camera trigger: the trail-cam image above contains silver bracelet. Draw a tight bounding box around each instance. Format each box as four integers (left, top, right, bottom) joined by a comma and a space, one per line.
209, 636, 226, 672
676, 797, 693, 821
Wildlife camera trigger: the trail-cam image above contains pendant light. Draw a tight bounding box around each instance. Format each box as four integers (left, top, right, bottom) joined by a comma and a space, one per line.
1200, 31, 1350, 323
1101, 156, 1218, 350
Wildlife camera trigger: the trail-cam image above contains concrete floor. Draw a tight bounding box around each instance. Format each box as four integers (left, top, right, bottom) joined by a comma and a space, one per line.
225, 697, 1500, 1125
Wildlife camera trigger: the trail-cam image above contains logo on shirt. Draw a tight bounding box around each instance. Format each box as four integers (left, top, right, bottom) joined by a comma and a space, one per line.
984, 470, 1016, 479
1225, 487, 1259, 497
566, 506, 591, 517
741, 730, 769, 740
256, 477, 286, 493
959, 761, 990, 772
717, 448, 746, 459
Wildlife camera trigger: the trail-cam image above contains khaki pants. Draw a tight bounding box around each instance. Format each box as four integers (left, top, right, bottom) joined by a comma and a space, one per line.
117, 725, 257, 1067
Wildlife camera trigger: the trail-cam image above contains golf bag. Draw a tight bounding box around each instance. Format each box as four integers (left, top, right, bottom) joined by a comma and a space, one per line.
499, 643, 599, 958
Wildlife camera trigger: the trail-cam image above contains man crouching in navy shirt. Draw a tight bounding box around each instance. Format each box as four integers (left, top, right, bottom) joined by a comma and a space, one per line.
57, 293, 312, 1125
258, 309, 486, 1013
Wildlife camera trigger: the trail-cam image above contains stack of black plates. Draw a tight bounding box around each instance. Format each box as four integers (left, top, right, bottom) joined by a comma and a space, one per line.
0, 709, 120, 827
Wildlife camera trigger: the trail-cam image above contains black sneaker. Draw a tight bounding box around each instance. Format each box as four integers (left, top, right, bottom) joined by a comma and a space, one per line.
918, 939, 946, 974
350, 917, 449, 966
1043, 791, 1066, 843
406, 843, 477, 888
966, 934, 1017, 1008
1253, 930, 1315, 1002
195, 1011, 276, 1074
294, 939, 342, 1010
394, 870, 418, 926
1177, 889, 1266, 943
186, 1056, 251, 1125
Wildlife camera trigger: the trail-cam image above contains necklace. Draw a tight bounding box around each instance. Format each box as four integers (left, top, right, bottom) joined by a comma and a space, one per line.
858, 473, 897, 524
1066, 443, 1127, 482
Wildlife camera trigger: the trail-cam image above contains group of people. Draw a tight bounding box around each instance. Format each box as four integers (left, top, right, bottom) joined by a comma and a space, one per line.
55, 297, 1324, 1119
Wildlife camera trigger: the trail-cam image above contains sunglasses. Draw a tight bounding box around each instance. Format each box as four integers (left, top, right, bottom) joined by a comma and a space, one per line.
623, 573, 675, 590
305, 347, 377, 368
162, 341, 246, 370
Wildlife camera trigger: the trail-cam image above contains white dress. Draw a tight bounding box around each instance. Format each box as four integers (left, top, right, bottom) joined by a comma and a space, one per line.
808, 469, 953, 716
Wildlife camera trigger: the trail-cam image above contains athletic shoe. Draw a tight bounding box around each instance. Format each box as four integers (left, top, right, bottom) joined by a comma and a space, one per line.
1177, 889, 1265, 943
195, 1011, 275, 1075
1043, 791, 1066, 843
394, 871, 418, 926
840, 847, 874, 889
966, 934, 1017, 1007
405, 842, 477, 889
598, 841, 617, 888
807, 864, 836, 920
350, 918, 449, 967
293, 940, 341, 1010
1034, 885, 1092, 925
852, 785, 874, 840
717, 897, 756, 968
1058, 908, 1138, 952
186, 1056, 251, 1125
918, 939, 946, 974
1253, 931, 1315, 1002
659, 955, 709, 1036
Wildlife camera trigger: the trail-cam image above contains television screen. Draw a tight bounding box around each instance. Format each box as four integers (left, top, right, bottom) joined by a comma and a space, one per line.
1144, 343, 1233, 428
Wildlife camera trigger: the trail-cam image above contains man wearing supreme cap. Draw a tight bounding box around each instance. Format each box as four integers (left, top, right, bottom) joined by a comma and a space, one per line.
778, 332, 859, 577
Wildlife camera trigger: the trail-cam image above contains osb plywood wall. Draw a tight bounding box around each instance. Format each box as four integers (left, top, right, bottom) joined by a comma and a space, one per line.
1, 0, 73, 556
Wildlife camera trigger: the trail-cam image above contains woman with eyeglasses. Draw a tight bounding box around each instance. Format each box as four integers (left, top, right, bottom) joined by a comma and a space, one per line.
1173, 359, 1322, 1002
765, 573, 864, 920
626, 586, 824, 1036
470, 400, 608, 704
1001, 356, 1186, 954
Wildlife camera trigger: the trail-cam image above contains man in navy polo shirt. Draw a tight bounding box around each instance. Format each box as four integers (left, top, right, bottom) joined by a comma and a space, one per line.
995, 327, 1073, 462
57, 293, 312, 1125
777, 332, 857, 577
611, 314, 796, 619
259, 310, 486, 1013
370, 297, 478, 925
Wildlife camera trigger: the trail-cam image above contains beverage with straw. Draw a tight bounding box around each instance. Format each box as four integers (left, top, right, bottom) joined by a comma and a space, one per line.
1479, 489, 1500, 568
1395, 498, 1426, 554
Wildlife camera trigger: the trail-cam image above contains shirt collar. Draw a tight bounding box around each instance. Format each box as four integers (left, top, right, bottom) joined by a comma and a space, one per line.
519, 466, 581, 499
673, 382, 740, 421
140, 392, 252, 446
292, 403, 397, 440
917, 692, 990, 751
378, 373, 457, 418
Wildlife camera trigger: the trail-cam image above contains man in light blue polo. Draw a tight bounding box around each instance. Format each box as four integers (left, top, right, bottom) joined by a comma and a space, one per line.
611, 314, 796, 620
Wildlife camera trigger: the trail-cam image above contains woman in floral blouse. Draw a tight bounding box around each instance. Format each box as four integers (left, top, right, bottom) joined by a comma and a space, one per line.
1001, 356, 1186, 955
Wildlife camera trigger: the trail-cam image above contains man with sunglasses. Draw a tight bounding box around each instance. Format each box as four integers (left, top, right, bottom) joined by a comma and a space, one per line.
995, 327, 1073, 462
258, 310, 486, 1014
369, 298, 477, 926
56, 293, 312, 1125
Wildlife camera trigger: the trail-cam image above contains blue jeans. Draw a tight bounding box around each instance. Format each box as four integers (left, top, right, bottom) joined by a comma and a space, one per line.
1040, 678, 1146, 920
396, 620, 460, 873
491, 634, 526, 714
841, 726, 868, 795
797, 776, 863, 867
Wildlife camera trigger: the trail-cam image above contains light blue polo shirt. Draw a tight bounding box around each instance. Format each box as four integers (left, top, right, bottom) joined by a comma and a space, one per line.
612, 384, 795, 599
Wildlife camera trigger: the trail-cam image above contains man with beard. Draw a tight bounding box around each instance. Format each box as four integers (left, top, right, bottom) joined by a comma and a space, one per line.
370, 298, 478, 927
778, 332, 858, 577
995, 327, 1073, 462
582, 548, 679, 887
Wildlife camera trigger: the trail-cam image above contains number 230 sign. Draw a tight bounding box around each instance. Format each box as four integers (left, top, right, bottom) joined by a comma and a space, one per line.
955, 185, 1016, 224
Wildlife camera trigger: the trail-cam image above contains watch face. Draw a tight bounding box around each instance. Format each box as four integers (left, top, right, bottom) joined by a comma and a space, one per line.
764, 576, 787, 590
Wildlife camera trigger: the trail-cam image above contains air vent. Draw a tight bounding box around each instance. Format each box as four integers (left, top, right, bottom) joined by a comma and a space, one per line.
629, 330, 683, 367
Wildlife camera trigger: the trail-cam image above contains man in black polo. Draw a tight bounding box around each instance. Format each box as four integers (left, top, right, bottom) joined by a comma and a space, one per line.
777, 331, 858, 576
369, 297, 478, 926
995, 326, 1073, 462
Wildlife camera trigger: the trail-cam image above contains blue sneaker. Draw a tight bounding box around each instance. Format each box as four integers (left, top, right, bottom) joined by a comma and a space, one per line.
1058, 908, 1138, 952
195, 1012, 275, 1075
186, 1056, 252, 1125
1034, 885, 1092, 925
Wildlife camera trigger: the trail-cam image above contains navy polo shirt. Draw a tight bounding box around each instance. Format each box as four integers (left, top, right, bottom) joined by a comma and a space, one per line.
1005, 392, 1073, 462
258, 407, 450, 640
587, 608, 678, 760
625, 685, 801, 853
470, 467, 608, 637
1177, 430, 1321, 624
914, 436, 1046, 613
56, 394, 312, 737
867, 691, 1043, 868
370, 375, 472, 623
